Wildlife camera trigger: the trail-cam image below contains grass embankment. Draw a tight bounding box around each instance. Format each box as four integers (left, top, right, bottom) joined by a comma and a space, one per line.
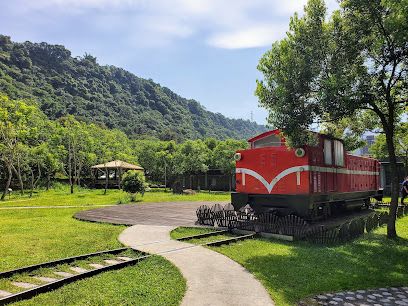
0, 185, 230, 207
173, 218, 408, 306
0, 208, 186, 305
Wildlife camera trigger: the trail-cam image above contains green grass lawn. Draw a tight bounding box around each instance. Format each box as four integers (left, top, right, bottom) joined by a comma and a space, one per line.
374, 196, 406, 203
0, 208, 186, 305
173, 218, 408, 306
0, 184, 230, 207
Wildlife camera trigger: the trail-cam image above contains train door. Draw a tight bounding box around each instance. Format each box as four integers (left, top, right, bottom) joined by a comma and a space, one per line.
309, 144, 322, 194
324, 139, 335, 192
333, 140, 345, 192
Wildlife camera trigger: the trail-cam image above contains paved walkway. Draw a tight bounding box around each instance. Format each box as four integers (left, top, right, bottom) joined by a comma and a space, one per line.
119, 225, 274, 306
300, 287, 408, 305
75, 201, 227, 226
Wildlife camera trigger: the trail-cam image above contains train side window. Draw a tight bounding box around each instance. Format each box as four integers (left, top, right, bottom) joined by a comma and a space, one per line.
334, 140, 344, 167
324, 139, 332, 165
253, 134, 282, 148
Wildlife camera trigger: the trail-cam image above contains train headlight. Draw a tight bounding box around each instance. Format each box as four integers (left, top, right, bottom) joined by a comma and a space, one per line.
234, 153, 242, 161
295, 148, 305, 158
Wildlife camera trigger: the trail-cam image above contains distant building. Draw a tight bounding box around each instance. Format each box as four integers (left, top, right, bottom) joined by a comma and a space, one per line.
180, 169, 235, 191
379, 159, 407, 196
358, 135, 375, 156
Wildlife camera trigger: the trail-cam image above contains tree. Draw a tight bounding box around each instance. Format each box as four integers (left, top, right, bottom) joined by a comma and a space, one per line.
12, 143, 29, 195
59, 116, 98, 193
0, 95, 46, 200
256, 0, 407, 237
38, 123, 66, 190
121, 170, 147, 202
59, 116, 81, 194
320, 116, 371, 151
212, 140, 248, 190
370, 122, 408, 172
174, 140, 210, 189
133, 139, 177, 186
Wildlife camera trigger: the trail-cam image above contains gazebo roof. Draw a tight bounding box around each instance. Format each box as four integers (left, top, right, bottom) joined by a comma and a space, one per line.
91, 160, 143, 170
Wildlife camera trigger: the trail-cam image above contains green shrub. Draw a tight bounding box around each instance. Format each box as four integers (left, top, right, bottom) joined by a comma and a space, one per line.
121, 171, 147, 202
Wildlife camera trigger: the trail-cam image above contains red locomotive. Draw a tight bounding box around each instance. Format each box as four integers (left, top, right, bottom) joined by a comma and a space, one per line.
231, 130, 382, 220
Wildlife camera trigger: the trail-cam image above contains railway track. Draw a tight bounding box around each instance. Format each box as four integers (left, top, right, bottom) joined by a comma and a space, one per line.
0, 230, 255, 305
174, 229, 257, 246
0, 248, 148, 305
175, 229, 230, 241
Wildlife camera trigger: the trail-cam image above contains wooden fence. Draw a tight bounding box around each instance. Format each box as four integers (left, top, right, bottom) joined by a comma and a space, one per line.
196, 204, 406, 244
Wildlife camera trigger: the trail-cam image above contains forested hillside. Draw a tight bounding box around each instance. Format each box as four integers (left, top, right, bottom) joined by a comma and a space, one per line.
0, 35, 265, 140
0, 94, 248, 198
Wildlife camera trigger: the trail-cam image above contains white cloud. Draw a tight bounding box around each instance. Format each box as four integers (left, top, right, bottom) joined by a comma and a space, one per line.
29, 0, 146, 10
17, 0, 339, 49
142, 16, 194, 39
207, 24, 288, 49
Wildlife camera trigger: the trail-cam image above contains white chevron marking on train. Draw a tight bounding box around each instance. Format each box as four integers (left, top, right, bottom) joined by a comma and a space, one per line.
236, 166, 379, 194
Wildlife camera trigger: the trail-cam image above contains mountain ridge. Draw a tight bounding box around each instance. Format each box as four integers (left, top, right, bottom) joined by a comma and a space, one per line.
0, 35, 266, 140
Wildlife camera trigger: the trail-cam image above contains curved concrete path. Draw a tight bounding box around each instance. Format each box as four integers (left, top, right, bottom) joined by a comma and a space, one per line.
119, 225, 274, 306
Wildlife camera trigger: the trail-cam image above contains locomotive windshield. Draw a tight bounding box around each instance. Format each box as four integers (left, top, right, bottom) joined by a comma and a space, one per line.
252, 134, 282, 148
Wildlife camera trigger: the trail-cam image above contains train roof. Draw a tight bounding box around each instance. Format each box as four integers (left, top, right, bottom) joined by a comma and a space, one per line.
247, 129, 282, 143
248, 129, 344, 144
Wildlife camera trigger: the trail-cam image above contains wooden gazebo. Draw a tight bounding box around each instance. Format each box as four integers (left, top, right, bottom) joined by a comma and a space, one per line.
91, 160, 144, 189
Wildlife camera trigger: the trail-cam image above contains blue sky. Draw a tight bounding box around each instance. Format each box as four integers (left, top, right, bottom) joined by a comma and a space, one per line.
0, 0, 337, 124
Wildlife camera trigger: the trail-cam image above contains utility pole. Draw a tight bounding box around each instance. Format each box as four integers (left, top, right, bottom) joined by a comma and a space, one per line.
250, 111, 253, 122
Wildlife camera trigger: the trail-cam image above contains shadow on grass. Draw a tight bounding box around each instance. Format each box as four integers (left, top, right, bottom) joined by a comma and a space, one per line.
227, 234, 408, 305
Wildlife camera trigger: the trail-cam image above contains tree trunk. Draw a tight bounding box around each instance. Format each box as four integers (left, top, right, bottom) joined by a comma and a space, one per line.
29, 168, 34, 198
73, 147, 77, 186
229, 173, 232, 192
1, 163, 13, 200
118, 168, 122, 189
68, 162, 74, 194
17, 159, 23, 195
385, 130, 399, 238
12, 164, 24, 195
46, 172, 51, 191
76, 161, 83, 187
68, 142, 74, 194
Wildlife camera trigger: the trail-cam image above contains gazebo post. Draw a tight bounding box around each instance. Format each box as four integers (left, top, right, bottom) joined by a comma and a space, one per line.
118, 167, 122, 189
104, 166, 108, 195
